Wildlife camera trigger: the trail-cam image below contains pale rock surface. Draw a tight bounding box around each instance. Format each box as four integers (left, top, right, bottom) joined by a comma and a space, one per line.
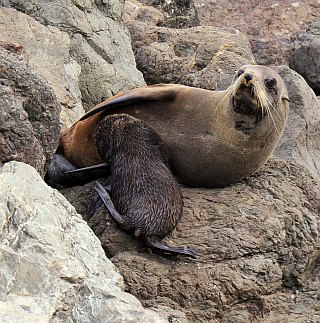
0, 7, 84, 127
0, 162, 168, 323
0, 0, 146, 111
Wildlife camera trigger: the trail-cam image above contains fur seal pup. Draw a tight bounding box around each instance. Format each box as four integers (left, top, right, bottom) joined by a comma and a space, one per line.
89, 114, 197, 258
47, 65, 289, 187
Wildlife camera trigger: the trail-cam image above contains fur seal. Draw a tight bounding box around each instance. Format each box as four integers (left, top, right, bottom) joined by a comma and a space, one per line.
89, 114, 197, 258
47, 64, 289, 187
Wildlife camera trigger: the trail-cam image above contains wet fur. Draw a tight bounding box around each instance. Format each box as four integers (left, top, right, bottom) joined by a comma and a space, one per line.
95, 114, 196, 257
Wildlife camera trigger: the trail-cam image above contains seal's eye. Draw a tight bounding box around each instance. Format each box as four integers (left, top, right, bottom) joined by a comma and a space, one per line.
237, 69, 244, 77
265, 78, 276, 89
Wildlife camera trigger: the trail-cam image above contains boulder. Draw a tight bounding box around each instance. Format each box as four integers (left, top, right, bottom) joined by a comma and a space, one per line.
123, 2, 255, 89
290, 21, 320, 95
123, 0, 166, 26
0, 45, 60, 175
61, 158, 320, 322
194, 0, 320, 65
0, 161, 169, 323
136, 0, 199, 28
274, 65, 320, 180
0, 7, 83, 127
0, 0, 145, 111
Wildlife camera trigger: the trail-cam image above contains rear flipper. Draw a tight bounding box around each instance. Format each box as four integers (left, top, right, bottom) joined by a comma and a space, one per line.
45, 154, 109, 186
93, 183, 197, 259
93, 182, 131, 230
87, 180, 112, 220
146, 238, 198, 259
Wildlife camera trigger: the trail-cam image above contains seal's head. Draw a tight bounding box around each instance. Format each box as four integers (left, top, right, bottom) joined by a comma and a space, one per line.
222, 65, 289, 133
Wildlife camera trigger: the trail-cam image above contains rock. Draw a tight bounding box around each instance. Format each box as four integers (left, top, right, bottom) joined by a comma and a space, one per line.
1, 0, 145, 111
137, 0, 199, 28
0, 7, 83, 127
123, 7, 255, 89
274, 65, 320, 180
123, 0, 166, 26
0, 45, 60, 175
0, 161, 167, 323
61, 158, 320, 322
289, 21, 320, 95
194, 0, 320, 65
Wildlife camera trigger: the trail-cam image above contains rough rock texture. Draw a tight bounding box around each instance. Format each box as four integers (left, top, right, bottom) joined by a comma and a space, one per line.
0, 162, 168, 323
61, 158, 320, 322
1, 1, 319, 322
0, 0, 145, 111
290, 21, 320, 95
194, 0, 320, 65
0, 45, 60, 175
123, 2, 255, 89
274, 66, 320, 180
0, 7, 84, 127
138, 0, 199, 28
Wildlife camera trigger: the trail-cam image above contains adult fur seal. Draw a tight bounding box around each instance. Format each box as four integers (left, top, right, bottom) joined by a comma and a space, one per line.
89, 114, 197, 258
47, 65, 289, 187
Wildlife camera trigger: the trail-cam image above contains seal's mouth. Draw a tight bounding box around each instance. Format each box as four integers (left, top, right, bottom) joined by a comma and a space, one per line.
231, 84, 264, 132
232, 84, 260, 116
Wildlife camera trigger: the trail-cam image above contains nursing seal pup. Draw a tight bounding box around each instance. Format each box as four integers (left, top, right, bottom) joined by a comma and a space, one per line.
89, 114, 197, 258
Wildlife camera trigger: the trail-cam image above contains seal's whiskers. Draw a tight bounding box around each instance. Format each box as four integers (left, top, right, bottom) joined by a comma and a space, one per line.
213, 88, 232, 115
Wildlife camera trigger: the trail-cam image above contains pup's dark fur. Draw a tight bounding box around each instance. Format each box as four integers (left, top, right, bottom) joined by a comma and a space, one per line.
94, 114, 196, 258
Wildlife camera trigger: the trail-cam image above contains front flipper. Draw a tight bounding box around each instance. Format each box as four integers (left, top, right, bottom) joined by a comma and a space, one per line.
64, 163, 109, 174
146, 238, 198, 259
45, 154, 87, 186
45, 154, 108, 186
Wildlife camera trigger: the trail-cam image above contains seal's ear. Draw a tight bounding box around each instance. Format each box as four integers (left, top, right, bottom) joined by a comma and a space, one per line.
282, 95, 290, 102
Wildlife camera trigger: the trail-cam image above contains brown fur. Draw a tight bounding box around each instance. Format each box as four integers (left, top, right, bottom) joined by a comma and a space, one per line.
58, 65, 289, 187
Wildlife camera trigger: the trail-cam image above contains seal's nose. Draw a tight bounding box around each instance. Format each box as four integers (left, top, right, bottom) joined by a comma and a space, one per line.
244, 73, 253, 82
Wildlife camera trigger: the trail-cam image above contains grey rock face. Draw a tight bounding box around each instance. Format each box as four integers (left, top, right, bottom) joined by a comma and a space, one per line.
0, 45, 60, 175
0, 7, 84, 127
0, 161, 167, 323
275, 65, 320, 180
62, 158, 320, 322
0, 0, 145, 111
290, 21, 320, 95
